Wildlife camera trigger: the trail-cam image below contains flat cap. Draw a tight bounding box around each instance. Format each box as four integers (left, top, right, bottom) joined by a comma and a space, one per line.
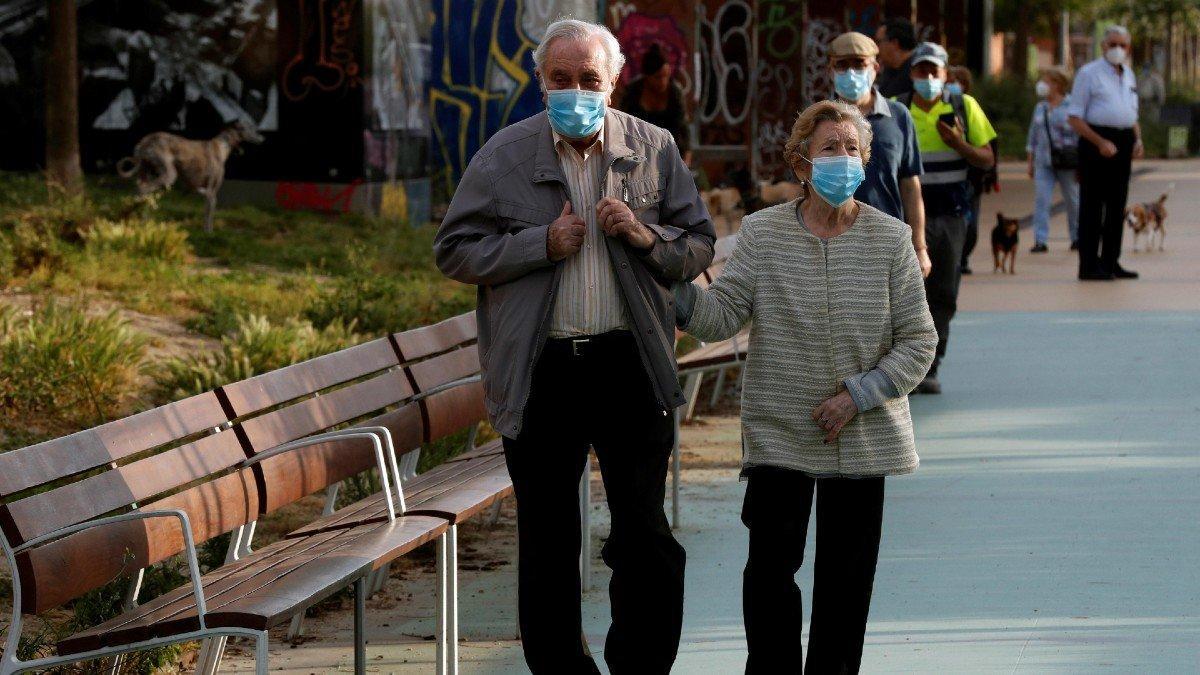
829, 32, 879, 58
911, 41, 948, 68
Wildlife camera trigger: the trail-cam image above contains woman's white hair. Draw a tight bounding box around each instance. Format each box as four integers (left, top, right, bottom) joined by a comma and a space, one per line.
533, 18, 626, 90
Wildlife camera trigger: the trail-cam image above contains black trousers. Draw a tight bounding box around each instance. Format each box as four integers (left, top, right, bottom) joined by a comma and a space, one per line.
742, 467, 885, 674
923, 213, 967, 376
502, 331, 685, 674
1077, 126, 1135, 275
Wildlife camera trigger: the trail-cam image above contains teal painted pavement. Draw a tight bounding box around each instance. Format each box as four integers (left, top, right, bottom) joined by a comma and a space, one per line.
578, 312, 1200, 672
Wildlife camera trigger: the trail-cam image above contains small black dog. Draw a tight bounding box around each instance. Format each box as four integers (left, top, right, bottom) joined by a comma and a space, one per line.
991, 213, 1019, 274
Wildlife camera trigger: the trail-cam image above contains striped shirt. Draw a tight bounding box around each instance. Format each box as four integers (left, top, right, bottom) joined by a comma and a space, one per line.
683, 201, 937, 476
548, 127, 628, 338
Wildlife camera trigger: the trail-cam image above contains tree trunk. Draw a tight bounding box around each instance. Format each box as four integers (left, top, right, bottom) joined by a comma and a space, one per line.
45, 0, 83, 197
1012, 4, 1030, 81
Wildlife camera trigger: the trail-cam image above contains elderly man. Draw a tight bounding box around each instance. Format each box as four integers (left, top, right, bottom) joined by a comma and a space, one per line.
828, 31, 929, 277
1069, 25, 1142, 281
434, 18, 715, 674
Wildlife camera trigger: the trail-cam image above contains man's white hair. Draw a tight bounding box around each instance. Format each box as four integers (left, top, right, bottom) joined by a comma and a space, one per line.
1104, 25, 1131, 42
533, 18, 626, 90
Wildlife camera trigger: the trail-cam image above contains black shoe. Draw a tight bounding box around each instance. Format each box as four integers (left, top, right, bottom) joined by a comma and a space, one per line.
1079, 271, 1114, 281
914, 376, 942, 395
961, 265, 973, 275
1031, 243, 1049, 253
1112, 265, 1139, 279
1069, 241, 1079, 251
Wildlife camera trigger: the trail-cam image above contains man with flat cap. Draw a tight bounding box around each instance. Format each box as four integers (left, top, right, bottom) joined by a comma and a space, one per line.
827, 31, 929, 278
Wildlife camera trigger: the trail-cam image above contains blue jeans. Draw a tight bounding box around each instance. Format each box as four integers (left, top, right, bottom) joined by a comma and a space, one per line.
1032, 163, 1080, 245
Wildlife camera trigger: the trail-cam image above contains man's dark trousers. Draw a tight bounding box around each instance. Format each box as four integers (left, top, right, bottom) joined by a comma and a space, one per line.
742, 466, 885, 673
502, 330, 685, 674
1077, 126, 1135, 276
923, 213, 967, 376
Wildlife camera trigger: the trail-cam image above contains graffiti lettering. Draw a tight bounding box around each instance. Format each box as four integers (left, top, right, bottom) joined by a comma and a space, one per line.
429, 0, 542, 194
847, 6, 879, 36
697, 1, 753, 129
275, 179, 363, 213
760, 0, 802, 60
755, 61, 795, 117
755, 119, 791, 180
801, 19, 838, 107
283, 0, 363, 102
608, 1, 638, 26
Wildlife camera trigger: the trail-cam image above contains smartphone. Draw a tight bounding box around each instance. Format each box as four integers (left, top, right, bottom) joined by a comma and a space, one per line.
938, 112, 959, 127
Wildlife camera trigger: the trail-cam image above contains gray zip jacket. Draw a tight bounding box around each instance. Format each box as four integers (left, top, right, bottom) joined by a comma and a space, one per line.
434, 109, 716, 438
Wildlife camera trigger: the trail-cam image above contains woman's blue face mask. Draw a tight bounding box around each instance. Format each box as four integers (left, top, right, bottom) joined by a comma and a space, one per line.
546, 88, 607, 138
804, 154, 866, 208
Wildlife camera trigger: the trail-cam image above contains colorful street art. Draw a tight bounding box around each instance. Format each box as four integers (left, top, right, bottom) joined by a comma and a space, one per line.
429, 0, 542, 195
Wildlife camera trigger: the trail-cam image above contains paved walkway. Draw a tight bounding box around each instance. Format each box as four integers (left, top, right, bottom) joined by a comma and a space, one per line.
226, 160, 1200, 672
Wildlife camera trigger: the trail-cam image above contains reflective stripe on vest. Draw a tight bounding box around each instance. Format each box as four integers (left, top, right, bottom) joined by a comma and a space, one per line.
921, 149, 968, 185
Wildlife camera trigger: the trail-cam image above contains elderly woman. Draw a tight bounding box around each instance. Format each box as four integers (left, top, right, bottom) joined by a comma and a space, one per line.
1026, 68, 1080, 252
674, 100, 936, 672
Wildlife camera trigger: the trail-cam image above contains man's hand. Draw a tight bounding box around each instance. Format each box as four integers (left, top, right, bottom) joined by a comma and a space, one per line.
1133, 138, 1145, 159
936, 117, 966, 150
547, 201, 586, 262
812, 389, 858, 444
1098, 139, 1118, 158
596, 197, 655, 249
916, 247, 933, 278
1027, 156, 1035, 179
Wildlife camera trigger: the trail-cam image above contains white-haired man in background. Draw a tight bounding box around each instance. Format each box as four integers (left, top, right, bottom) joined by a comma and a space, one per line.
434, 18, 715, 673
1069, 24, 1143, 281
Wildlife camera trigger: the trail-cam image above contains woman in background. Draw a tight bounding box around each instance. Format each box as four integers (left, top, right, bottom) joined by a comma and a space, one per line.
1026, 68, 1081, 252
621, 43, 691, 163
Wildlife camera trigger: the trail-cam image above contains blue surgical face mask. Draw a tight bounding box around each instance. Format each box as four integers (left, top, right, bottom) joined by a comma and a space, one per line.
546, 88, 606, 138
913, 76, 944, 101
945, 82, 964, 96
834, 68, 873, 102
805, 155, 866, 208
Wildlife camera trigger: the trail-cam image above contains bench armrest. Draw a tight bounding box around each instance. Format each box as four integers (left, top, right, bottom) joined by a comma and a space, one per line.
12, 509, 209, 629
240, 429, 402, 520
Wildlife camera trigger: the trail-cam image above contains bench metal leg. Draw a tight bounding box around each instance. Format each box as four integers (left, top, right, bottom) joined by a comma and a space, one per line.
579, 452, 592, 593
435, 527, 459, 675
710, 368, 727, 407
671, 408, 682, 530
255, 630, 269, 675
486, 498, 504, 526
684, 372, 703, 421
354, 576, 367, 675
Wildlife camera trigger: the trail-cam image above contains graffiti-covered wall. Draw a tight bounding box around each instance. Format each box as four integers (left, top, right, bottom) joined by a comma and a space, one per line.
428, 0, 595, 199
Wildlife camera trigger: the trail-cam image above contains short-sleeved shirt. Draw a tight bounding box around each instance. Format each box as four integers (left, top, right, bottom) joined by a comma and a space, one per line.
908, 93, 997, 216
1068, 58, 1139, 129
849, 89, 922, 221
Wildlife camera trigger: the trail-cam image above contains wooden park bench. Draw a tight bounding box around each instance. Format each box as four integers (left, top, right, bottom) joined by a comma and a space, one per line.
0, 312, 508, 675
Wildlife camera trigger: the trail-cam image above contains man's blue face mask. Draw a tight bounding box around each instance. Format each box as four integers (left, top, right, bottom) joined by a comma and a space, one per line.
913, 77, 944, 101
834, 68, 873, 102
546, 89, 607, 138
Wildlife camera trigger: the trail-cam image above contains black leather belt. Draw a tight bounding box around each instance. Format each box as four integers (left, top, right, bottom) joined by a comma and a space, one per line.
545, 330, 634, 359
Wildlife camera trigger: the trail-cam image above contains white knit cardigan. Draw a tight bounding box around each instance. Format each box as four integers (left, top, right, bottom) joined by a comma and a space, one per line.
684, 200, 937, 477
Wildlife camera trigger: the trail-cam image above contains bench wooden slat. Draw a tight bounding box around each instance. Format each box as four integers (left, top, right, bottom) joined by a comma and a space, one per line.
423, 381, 487, 444
219, 338, 399, 418
407, 344, 480, 393
0, 392, 227, 498
17, 468, 259, 614
404, 463, 513, 524
238, 369, 415, 454
3, 431, 247, 546
393, 312, 476, 361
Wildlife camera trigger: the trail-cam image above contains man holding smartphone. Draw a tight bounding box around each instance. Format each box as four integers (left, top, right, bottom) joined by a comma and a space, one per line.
896, 42, 996, 394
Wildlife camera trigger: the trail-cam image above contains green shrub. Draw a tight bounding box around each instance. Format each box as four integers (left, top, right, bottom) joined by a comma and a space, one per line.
155, 314, 362, 400
971, 77, 1038, 160
0, 303, 150, 430
84, 218, 191, 264
185, 271, 321, 338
